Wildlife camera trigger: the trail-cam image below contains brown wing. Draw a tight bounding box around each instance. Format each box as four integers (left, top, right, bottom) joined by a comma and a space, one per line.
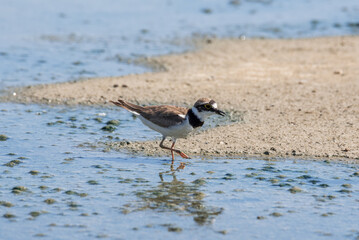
110, 99, 146, 114
141, 105, 188, 128
111, 99, 188, 128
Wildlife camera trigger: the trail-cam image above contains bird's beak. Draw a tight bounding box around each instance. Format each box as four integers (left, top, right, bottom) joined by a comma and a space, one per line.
215, 109, 225, 116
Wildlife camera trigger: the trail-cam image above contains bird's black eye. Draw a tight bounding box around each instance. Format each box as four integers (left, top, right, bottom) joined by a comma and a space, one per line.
204, 104, 211, 110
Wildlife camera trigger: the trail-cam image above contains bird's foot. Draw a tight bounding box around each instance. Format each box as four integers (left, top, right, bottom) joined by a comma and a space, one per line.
179, 151, 191, 159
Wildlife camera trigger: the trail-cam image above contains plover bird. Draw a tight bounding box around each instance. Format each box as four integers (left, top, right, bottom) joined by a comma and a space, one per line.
110, 98, 225, 162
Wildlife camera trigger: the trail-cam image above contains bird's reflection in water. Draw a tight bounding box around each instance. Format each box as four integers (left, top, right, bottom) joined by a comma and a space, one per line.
125, 163, 223, 225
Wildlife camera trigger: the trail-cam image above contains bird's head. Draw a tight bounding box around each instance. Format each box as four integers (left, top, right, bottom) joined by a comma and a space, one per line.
192, 98, 225, 121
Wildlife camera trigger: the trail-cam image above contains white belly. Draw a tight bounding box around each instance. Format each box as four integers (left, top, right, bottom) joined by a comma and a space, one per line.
138, 116, 193, 139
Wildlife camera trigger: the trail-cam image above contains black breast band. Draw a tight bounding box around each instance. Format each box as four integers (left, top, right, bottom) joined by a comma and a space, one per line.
187, 109, 204, 128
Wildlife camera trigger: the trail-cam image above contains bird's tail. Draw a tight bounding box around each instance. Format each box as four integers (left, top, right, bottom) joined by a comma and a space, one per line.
110, 99, 145, 115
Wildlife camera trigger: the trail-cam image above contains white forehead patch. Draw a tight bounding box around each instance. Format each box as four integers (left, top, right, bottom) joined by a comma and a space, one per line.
212, 103, 218, 109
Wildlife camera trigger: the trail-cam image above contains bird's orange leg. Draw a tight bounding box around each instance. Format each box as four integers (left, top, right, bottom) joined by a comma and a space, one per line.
159, 138, 191, 160
170, 142, 175, 164
178, 151, 190, 159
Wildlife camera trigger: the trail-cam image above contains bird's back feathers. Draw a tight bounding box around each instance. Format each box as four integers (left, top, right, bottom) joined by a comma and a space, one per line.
110, 99, 188, 128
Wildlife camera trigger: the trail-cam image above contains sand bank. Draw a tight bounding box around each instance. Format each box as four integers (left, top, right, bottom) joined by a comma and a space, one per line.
4, 36, 359, 161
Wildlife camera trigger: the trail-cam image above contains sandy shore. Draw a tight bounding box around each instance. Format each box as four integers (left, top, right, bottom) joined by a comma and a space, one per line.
3, 36, 359, 161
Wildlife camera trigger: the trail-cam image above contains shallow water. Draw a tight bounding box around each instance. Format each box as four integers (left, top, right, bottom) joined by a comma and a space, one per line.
1, 0, 358, 88
1, 0, 359, 239
1, 103, 359, 239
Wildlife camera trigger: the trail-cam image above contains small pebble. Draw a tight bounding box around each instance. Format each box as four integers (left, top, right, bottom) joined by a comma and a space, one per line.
168, 227, 182, 233
101, 125, 116, 132
229, 0, 241, 6
68, 202, 80, 208
29, 211, 41, 217
270, 212, 282, 217
0, 134, 8, 141
218, 230, 228, 235
87, 180, 99, 185
12, 186, 28, 194
29, 170, 40, 175
341, 183, 352, 188
270, 179, 280, 184
44, 199, 56, 204
289, 187, 302, 193
192, 178, 207, 185
201, 8, 212, 14
338, 189, 352, 194
34, 233, 46, 237
4, 160, 22, 167
106, 120, 120, 126
3, 213, 16, 219
0, 201, 14, 207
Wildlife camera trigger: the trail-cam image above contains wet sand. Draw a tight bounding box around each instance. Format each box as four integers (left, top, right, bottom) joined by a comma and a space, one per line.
4, 36, 359, 161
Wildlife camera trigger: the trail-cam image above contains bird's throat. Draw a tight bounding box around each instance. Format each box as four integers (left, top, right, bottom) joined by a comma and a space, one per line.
187, 109, 204, 128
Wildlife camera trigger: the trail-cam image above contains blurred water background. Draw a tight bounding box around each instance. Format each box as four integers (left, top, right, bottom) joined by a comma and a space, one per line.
0, 0, 358, 88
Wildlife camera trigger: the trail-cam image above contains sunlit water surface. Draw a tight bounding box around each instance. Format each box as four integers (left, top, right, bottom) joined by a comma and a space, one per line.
1, 104, 359, 239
